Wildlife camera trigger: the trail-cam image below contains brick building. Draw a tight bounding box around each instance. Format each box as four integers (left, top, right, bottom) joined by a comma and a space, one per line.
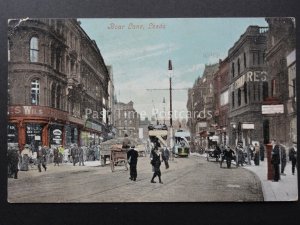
7, 19, 110, 150
114, 101, 140, 138
213, 57, 230, 145
264, 18, 296, 145
228, 26, 268, 147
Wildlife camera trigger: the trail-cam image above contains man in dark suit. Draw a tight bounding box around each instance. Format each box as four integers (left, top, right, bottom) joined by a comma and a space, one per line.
127, 145, 139, 181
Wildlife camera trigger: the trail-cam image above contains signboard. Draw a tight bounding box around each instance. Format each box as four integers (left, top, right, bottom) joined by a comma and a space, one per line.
262, 104, 284, 114
198, 122, 207, 128
50, 126, 63, 145
241, 123, 254, 129
7, 124, 18, 143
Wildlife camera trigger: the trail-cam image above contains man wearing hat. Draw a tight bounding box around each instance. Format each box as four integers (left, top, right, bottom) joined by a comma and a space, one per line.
37, 145, 47, 172
127, 145, 139, 181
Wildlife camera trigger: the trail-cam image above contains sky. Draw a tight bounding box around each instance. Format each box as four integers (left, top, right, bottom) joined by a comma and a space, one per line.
79, 18, 268, 121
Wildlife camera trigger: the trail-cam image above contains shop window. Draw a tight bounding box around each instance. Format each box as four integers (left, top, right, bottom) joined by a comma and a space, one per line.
238, 88, 241, 106
26, 124, 43, 149
31, 79, 40, 105
30, 37, 39, 62
7, 124, 18, 143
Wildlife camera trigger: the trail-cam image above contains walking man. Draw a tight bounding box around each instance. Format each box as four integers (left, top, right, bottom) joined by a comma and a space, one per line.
259, 141, 265, 161
127, 145, 138, 181
150, 147, 163, 184
289, 142, 297, 175
254, 143, 260, 166
70, 144, 79, 166
162, 147, 170, 169
78, 145, 85, 166
280, 142, 287, 176
37, 146, 47, 172
7, 145, 19, 179
53, 147, 60, 166
271, 143, 281, 182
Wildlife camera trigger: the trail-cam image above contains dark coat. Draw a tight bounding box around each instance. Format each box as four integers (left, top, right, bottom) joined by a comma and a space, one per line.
224, 149, 235, 159
271, 145, 281, 165
151, 150, 161, 167
289, 147, 297, 160
162, 148, 170, 161
71, 146, 78, 157
127, 148, 138, 165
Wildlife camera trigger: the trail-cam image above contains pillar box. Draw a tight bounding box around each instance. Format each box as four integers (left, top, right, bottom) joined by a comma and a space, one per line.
266, 144, 273, 180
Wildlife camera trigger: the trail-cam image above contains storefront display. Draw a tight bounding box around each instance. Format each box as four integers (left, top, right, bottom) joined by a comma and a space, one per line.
7, 123, 18, 144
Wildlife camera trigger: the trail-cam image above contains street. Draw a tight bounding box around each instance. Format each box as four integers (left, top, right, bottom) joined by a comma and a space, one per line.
8, 154, 263, 202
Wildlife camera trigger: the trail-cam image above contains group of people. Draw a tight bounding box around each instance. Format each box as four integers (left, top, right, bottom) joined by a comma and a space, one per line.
271, 140, 297, 182
123, 134, 170, 184
234, 142, 265, 167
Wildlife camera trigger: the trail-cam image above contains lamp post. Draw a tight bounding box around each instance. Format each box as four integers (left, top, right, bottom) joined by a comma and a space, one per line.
168, 60, 174, 160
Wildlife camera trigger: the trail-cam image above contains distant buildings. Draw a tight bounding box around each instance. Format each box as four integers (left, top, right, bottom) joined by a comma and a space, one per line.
8, 19, 111, 150
187, 18, 296, 148
114, 101, 140, 138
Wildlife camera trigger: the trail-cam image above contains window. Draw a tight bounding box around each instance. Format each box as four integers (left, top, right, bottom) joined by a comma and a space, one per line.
263, 81, 269, 101
244, 82, 248, 104
30, 37, 39, 62
231, 91, 235, 108
257, 51, 260, 64
238, 89, 241, 106
237, 58, 240, 74
253, 83, 256, 100
243, 52, 247, 68
56, 85, 61, 109
232, 62, 235, 77
51, 83, 56, 108
258, 83, 261, 100
252, 52, 255, 66
271, 79, 276, 97
262, 50, 266, 64
31, 79, 40, 105
292, 79, 296, 97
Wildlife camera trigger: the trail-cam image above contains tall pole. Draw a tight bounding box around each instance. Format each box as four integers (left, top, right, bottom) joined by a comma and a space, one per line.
168, 60, 174, 160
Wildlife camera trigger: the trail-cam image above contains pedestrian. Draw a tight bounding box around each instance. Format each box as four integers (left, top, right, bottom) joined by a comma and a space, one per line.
70, 144, 79, 166
7, 145, 20, 179
271, 143, 281, 182
259, 141, 265, 161
37, 146, 47, 172
20, 144, 32, 171
78, 145, 85, 166
288, 142, 297, 175
150, 147, 163, 184
236, 143, 244, 167
246, 145, 252, 165
162, 147, 170, 169
53, 147, 60, 166
253, 143, 260, 166
280, 142, 287, 176
122, 134, 131, 149
127, 145, 139, 181
58, 145, 64, 164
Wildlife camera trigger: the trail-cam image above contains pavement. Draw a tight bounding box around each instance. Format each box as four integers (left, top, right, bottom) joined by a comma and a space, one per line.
193, 152, 298, 201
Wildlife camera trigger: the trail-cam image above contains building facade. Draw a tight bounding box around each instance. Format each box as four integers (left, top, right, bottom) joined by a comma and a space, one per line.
264, 18, 296, 145
7, 19, 110, 150
213, 57, 230, 145
114, 101, 140, 138
228, 26, 268, 147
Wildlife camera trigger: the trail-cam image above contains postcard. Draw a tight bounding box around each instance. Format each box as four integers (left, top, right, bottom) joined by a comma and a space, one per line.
7, 18, 297, 202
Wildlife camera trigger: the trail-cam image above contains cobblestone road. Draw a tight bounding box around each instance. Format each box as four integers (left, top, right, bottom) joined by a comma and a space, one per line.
7, 155, 263, 202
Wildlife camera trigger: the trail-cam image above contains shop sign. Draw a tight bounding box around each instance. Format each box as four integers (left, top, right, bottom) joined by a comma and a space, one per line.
198, 122, 207, 128
241, 123, 254, 129
8, 106, 68, 121
7, 124, 18, 143
50, 126, 63, 145
86, 121, 102, 132
262, 104, 284, 114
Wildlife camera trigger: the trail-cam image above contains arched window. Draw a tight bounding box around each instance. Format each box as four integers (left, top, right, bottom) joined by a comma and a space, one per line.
263, 81, 269, 101
237, 58, 240, 74
31, 79, 40, 105
51, 83, 56, 108
243, 52, 247, 68
231, 91, 235, 108
232, 62, 235, 77
30, 37, 39, 62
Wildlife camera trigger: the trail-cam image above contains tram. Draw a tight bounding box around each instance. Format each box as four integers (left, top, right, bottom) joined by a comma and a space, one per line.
173, 130, 190, 157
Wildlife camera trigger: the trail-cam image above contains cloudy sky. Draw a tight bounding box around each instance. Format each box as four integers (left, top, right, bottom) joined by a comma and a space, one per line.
79, 18, 268, 121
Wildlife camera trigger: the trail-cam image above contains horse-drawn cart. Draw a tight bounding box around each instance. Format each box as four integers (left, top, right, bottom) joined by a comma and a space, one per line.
110, 145, 128, 172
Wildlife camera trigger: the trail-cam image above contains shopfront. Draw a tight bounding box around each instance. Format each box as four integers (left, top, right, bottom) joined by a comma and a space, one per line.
7, 123, 18, 144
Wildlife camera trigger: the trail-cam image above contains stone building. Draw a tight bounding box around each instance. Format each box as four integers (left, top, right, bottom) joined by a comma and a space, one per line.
264, 18, 296, 145
187, 63, 219, 148
228, 26, 268, 147
7, 19, 110, 150
114, 101, 140, 138
213, 57, 230, 145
